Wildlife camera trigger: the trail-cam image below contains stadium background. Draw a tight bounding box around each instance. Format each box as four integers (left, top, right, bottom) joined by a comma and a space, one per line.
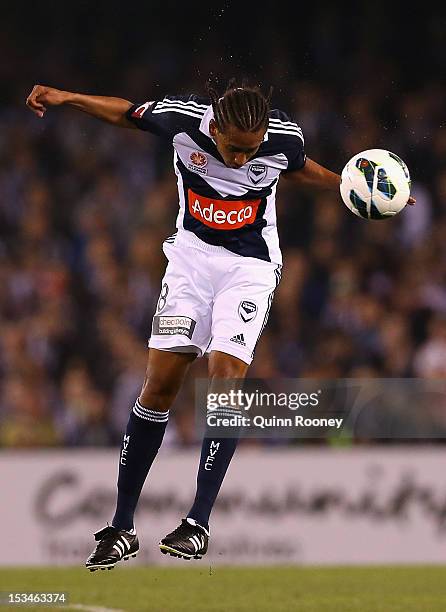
2, 3, 446, 446
2, 0, 446, 586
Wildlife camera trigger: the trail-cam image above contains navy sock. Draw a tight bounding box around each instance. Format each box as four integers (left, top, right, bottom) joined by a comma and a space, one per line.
112, 400, 169, 531
187, 435, 239, 529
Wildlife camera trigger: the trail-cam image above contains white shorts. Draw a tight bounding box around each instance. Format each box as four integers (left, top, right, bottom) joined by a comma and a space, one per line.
148, 238, 282, 365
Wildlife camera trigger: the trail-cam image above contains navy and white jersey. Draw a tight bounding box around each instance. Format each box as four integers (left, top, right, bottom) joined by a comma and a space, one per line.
126, 95, 306, 264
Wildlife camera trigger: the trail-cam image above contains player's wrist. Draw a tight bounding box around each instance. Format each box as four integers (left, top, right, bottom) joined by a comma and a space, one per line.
60, 90, 77, 105
323, 170, 341, 192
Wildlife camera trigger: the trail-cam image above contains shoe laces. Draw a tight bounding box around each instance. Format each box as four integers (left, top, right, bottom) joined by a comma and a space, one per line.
170, 519, 194, 538
94, 526, 120, 553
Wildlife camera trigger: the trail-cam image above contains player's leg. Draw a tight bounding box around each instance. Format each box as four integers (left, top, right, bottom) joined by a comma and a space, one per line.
112, 348, 196, 532
111, 240, 212, 531
187, 351, 247, 528
86, 240, 213, 570
159, 350, 247, 560
86, 348, 195, 571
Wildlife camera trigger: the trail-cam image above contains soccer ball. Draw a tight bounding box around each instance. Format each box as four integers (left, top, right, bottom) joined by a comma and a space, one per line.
340, 149, 411, 220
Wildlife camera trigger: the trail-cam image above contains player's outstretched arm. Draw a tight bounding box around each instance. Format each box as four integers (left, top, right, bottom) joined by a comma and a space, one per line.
26, 84, 135, 128
284, 157, 416, 204
282, 158, 341, 192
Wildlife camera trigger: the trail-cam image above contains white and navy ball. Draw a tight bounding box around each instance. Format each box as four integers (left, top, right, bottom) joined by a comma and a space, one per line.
340, 149, 411, 220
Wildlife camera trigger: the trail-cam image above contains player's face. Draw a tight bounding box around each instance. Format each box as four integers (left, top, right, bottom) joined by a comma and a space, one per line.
210, 121, 265, 169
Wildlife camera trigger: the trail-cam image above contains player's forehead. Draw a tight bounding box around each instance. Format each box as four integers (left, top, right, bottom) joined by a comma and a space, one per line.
221, 124, 265, 149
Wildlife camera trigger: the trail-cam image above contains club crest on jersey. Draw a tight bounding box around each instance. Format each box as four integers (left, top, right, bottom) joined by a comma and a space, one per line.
238, 300, 258, 323
188, 151, 208, 175
247, 163, 267, 185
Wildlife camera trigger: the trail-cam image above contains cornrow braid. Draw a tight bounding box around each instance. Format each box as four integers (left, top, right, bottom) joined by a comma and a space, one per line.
206, 79, 273, 134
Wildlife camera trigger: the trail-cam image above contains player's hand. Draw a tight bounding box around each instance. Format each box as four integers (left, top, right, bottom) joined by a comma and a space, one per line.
26, 85, 67, 118
408, 196, 416, 205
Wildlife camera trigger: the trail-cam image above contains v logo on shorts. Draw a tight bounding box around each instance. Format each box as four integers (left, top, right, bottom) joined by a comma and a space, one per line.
238, 300, 258, 323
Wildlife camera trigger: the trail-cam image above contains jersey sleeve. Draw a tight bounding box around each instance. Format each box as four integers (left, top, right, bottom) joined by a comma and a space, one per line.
125, 94, 205, 140
283, 138, 306, 172
269, 109, 306, 173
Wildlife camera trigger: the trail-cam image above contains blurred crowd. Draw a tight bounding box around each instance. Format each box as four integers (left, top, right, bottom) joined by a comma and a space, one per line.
1, 4, 446, 447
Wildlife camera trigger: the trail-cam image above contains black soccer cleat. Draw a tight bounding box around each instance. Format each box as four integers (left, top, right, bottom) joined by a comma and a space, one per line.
85, 525, 139, 571
159, 518, 209, 560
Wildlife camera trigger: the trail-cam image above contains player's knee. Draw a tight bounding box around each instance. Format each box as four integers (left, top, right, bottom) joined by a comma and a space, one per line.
208, 351, 249, 380
139, 377, 177, 412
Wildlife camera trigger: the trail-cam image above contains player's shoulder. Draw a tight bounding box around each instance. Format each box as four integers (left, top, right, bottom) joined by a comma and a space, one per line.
164, 93, 209, 105
267, 108, 304, 144
157, 94, 210, 118
259, 108, 306, 171
127, 93, 210, 139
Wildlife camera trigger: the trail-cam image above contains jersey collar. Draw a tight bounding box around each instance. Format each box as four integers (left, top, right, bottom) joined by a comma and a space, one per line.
199, 106, 269, 142
199, 106, 214, 138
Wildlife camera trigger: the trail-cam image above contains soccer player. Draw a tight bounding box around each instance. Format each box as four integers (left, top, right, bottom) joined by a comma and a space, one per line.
26, 81, 414, 569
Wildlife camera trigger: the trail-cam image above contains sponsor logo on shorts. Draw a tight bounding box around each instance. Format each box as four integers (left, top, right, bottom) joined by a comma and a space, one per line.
238, 300, 258, 323
230, 333, 246, 346
152, 315, 196, 338
247, 163, 267, 185
188, 189, 260, 230
188, 151, 208, 175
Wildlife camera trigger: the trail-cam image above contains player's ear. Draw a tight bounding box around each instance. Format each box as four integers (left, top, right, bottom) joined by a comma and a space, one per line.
209, 119, 218, 138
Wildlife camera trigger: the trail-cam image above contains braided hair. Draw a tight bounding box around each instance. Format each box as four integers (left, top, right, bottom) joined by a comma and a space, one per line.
206, 79, 272, 134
